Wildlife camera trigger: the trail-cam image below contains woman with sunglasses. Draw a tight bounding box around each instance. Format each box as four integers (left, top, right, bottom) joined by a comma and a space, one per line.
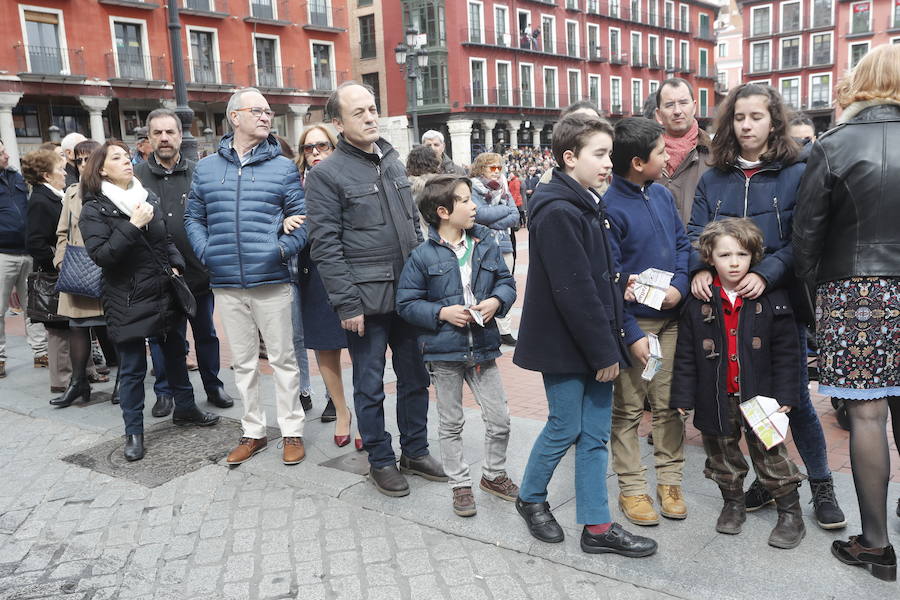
80, 140, 220, 461
470, 152, 519, 346
286, 124, 362, 449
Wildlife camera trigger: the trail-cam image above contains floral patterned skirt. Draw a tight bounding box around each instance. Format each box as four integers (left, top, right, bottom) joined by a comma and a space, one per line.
815, 277, 900, 400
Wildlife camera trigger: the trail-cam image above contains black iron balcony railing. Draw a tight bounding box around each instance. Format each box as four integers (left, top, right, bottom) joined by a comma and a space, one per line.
304, 68, 350, 94
14, 44, 86, 78
185, 59, 235, 85
245, 0, 291, 25
106, 52, 168, 82
249, 64, 295, 89
461, 26, 585, 59
180, 0, 229, 17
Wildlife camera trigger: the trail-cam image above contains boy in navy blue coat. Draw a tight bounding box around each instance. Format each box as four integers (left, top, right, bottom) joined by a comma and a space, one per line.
513, 114, 657, 558
396, 174, 519, 518
604, 117, 691, 526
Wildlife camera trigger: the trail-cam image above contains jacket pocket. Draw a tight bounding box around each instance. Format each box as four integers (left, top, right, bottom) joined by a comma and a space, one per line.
427, 260, 459, 300
393, 177, 415, 220
349, 261, 394, 314
344, 183, 384, 229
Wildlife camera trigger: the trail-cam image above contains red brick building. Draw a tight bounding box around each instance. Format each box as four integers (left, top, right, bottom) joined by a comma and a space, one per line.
738, 0, 900, 130
0, 0, 351, 168
379, 0, 718, 163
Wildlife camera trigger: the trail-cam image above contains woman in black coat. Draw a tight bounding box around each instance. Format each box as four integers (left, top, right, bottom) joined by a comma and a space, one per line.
79, 141, 219, 462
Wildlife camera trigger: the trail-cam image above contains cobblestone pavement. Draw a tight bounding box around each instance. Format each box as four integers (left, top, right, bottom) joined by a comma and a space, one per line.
0, 409, 676, 600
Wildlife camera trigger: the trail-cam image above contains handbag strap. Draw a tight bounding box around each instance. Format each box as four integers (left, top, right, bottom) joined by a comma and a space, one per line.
139, 234, 172, 278
67, 203, 72, 243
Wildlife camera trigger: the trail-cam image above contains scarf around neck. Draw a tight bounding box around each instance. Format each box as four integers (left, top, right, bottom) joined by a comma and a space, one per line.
101, 178, 149, 217
663, 119, 699, 176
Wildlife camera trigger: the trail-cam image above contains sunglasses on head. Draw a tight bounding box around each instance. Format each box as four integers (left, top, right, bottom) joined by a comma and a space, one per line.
302, 142, 333, 155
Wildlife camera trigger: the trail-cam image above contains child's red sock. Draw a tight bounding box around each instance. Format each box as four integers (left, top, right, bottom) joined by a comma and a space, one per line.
586, 523, 611, 534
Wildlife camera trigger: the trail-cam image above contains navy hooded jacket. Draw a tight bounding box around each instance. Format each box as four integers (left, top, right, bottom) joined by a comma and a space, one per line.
185, 134, 306, 288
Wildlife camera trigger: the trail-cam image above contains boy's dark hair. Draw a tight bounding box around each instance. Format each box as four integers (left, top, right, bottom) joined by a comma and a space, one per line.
788, 112, 814, 128
697, 218, 765, 267
560, 100, 601, 119
406, 144, 441, 177
551, 114, 614, 171
417, 174, 471, 228
611, 117, 664, 176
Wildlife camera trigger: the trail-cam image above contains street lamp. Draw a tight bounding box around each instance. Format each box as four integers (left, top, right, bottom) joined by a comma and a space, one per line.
394, 27, 429, 144
166, 0, 198, 161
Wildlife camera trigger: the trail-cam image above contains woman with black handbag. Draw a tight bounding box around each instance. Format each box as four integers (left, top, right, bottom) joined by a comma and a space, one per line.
79, 141, 219, 462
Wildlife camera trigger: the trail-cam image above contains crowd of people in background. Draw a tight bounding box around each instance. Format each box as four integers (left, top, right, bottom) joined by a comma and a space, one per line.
1, 43, 899, 582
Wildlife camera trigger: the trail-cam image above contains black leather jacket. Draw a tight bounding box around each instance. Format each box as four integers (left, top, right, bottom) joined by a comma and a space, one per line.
793, 103, 900, 285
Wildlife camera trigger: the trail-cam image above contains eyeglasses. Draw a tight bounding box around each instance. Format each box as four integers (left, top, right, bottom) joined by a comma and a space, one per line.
302, 142, 334, 155
75, 157, 90, 165
235, 107, 274, 119
488, 165, 503, 172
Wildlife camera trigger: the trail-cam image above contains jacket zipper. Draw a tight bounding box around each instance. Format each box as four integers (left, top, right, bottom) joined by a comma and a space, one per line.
236, 165, 245, 285
742, 176, 751, 217
773, 196, 783, 239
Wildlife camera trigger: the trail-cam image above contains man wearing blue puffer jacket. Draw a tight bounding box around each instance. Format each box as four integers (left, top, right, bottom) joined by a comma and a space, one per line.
185, 88, 308, 468
396, 174, 518, 518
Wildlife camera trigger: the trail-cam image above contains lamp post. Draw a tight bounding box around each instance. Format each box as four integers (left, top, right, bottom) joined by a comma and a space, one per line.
394, 28, 429, 145
166, 0, 198, 161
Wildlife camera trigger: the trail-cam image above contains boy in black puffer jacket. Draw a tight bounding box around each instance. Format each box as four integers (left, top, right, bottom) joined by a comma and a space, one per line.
671, 218, 805, 549
397, 174, 518, 519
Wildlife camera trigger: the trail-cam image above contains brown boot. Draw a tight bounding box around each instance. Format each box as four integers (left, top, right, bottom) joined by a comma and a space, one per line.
768, 490, 806, 549
226, 437, 267, 465
619, 494, 660, 526
716, 488, 746, 535
657, 485, 688, 519
33, 355, 48, 368
282, 437, 305, 465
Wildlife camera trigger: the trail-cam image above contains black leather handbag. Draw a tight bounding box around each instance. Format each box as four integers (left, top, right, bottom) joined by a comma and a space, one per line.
26, 271, 68, 323
142, 237, 196, 319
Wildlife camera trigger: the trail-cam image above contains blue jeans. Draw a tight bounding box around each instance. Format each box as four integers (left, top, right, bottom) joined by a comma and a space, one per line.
345, 312, 430, 468
150, 292, 224, 397
118, 315, 198, 435
519, 374, 613, 525
290, 283, 312, 395
787, 321, 830, 480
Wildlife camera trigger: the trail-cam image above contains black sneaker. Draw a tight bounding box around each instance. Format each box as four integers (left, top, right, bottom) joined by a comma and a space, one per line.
745, 478, 774, 512
810, 478, 847, 530
299, 391, 313, 412
580, 523, 657, 557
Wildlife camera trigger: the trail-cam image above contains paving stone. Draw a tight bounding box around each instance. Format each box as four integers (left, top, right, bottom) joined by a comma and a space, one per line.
223, 553, 255, 582
367, 586, 403, 600
259, 551, 292, 574
257, 571, 292, 599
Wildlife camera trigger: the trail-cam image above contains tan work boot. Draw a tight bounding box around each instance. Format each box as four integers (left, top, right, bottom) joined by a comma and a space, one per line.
226, 437, 267, 465
657, 484, 688, 519
619, 494, 660, 526
282, 436, 305, 465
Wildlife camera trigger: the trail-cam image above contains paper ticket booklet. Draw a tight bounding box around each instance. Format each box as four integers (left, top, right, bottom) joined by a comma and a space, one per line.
739, 395, 790, 450
632, 268, 674, 310
640, 333, 663, 381
463, 283, 484, 327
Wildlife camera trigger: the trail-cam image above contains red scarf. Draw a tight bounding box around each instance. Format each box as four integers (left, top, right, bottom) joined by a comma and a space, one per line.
663, 119, 699, 177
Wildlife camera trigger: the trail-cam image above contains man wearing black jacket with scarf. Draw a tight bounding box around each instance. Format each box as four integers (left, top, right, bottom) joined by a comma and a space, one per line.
135, 109, 234, 416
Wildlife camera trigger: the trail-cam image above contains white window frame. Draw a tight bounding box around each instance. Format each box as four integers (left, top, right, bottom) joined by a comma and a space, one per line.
648, 0, 659, 26
567, 69, 582, 104
252, 33, 282, 87
248, 0, 279, 20
108, 15, 152, 79
809, 31, 833, 66
812, 0, 834, 28
750, 40, 771, 73
698, 87, 708, 117
809, 72, 832, 108
494, 4, 510, 46
18, 4, 70, 74
309, 39, 336, 90
496, 59, 512, 104
610, 0, 620, 18
516, 8, 532, 34
649, 79, 660, 96
678, 3, 689, 32
543, 65, 558, 108
779, 0, 802, 33
540, 13, 556, 52
750, 4, 773, 37
849, 41, 869, 68
698, 47, 708, 76
469, 57, 487, 104
186, 25, 222, 83
610, 76, 623, 112
849, 1, 872, 34
750, 79, 772, 86
519, 61, 535, 107
679, 39, 689, 70
631, 78, 643, 114
779, 35, 801, 70
307, 0, 331, 27
565, 19, 580, 57
631, 31, 642, 65
587, 23, 601, 59
648, 34, 659, 66
718, 41, 727, 57
778, 75, 801, 108
468, 1, 485, 44
893, 37, 900, 44
609, 26, 621, 61
588, 73, 602, 106
664, 0, 675, 28
895, 0, 900, 28
664, 36, 675, 69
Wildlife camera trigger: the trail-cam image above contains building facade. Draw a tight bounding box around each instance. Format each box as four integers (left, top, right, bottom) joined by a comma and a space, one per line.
714, 0, 743, 94
0, 0, 351, 168
738, 0, 900, 129
378, 0, 718, 164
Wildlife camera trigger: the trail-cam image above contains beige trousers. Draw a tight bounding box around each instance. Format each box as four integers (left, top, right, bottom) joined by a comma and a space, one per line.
611, 317, 686, 496
213, 284, 303, 438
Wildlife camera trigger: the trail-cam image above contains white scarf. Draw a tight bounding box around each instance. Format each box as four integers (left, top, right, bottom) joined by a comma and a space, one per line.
42, 182, 64, 199
101, 178, 149, 217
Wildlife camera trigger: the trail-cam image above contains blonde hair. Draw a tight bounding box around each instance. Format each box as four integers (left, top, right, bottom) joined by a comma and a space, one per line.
835, 44, 900, 109
470, 152, 502, 178
295, 124, 338, 172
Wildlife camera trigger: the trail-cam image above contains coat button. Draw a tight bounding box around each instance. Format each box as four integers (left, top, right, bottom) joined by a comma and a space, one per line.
733, 376, 739, 383
614, 272, 621, 283
604, 219, 611, 229
620, 328, 625, 338
729, 328, 737, 336
729, 354, 737, 362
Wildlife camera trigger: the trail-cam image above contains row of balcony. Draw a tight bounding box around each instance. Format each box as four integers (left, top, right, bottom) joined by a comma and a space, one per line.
519, 0, 708, 37
95, 0, 345, 29
12, 44, 348, 94
748, 54, 835, 76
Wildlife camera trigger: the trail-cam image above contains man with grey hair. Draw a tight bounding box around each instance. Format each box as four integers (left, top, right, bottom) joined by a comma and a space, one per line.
421, 129, 466, 175
60, 132, 87, 187
306, 81, 446, 497
185, 88, 307, 467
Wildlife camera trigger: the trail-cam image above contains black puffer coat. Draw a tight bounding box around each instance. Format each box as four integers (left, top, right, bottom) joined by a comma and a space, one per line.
80, 190, 186, 344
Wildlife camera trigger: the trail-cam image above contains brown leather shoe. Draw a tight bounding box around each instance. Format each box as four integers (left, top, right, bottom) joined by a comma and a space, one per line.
226, 437, 267, 465
479, 473, 520, 501
453, 487, 477, 517
282, 437, 305, 465
619, 494, 660, 526
33, 355, 49, 368
657, 485, 688, 519
0, 361, 5, 378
